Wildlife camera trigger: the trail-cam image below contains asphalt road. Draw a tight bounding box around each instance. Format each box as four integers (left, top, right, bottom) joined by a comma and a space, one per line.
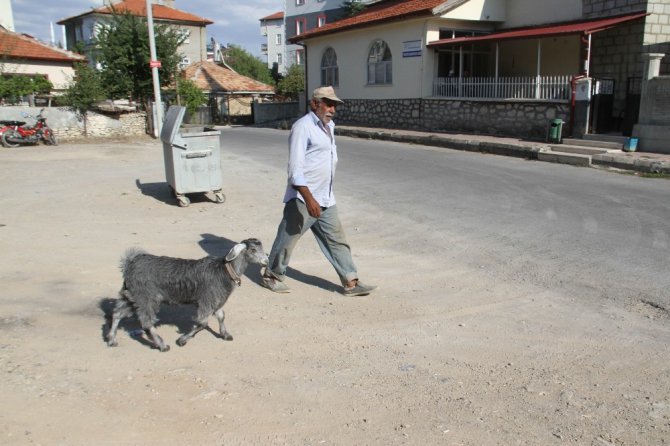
1, 129, 668, 444
222, 126, 670, 314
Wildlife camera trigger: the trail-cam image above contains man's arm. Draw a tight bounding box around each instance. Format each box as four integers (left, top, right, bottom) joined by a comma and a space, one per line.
287, 122, 321, 218
293, 185, 321, 218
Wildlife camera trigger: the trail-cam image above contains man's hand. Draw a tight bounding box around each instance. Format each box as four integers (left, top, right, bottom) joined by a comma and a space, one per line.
294, 186, 321, 218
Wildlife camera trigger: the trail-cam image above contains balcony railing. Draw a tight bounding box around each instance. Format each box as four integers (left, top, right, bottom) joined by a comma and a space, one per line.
261, 43, 268, 54
432, 75, 571, 101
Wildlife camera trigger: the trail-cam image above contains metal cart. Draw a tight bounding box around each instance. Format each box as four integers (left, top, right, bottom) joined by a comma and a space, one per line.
160, 106, 225, 207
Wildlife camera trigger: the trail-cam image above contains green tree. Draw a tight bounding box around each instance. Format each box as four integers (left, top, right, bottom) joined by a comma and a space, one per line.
176, 78, 206, 116
224, 45, 275, 86
277, 64, 305, 99
93, 10, 186, 107
341, 1, 367, 17
62, 62, 107, 136
0, 73, 52, 104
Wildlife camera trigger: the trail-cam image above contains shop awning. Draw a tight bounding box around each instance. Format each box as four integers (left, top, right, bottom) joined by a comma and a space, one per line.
427, 11, 649, 48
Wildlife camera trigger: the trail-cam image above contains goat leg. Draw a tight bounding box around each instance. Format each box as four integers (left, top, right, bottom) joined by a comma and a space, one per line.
176, 319, 208, 346
107, 298, 134, 347
214, 308, 233, 341
145, 326, 169, 352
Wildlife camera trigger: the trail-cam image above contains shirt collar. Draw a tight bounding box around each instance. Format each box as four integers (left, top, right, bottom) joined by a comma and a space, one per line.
309, 111, 333, 131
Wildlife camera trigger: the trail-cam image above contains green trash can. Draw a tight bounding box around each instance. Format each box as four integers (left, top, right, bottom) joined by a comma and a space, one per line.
547, 119, 564, 143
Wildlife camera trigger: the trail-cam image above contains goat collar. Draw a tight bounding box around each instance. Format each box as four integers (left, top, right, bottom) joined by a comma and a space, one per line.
224, 262, 241, 286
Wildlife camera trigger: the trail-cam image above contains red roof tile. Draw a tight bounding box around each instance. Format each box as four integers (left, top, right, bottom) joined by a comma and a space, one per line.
0, 27, 87, 63
58, 0, 213, 25
290, 0, 446, 42
182, 61, 275, 94
260, 11, 284, 21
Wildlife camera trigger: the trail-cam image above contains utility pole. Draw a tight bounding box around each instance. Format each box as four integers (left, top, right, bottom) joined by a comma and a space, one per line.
146, 0, 163, 136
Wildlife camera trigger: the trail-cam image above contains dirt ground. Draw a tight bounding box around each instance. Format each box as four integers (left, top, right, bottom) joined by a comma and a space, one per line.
0, 137, 668, 446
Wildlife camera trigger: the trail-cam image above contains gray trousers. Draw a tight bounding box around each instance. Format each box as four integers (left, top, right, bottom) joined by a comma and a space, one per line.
265, 199, 358, 286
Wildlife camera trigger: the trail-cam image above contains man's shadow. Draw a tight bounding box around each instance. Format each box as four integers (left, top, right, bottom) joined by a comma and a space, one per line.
200, 233, 339, 292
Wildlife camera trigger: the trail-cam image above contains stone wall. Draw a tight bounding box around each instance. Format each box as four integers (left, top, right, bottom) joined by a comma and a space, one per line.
336, 98, 571, 140
0, 106, 147, 140
57, 112, 147, 139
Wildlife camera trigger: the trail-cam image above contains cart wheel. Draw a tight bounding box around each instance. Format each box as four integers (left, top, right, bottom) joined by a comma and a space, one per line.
177, 195, 190, 207
214, 192, 226, 204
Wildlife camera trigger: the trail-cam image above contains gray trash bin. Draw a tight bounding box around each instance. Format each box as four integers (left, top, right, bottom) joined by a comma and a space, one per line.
160, 105, 225, 207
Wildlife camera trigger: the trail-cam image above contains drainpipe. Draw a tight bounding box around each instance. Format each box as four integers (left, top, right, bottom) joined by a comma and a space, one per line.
536, 39, 541, 99
301, 42, 308, 111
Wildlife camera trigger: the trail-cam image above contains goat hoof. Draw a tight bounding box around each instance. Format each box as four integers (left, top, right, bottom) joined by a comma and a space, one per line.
176, 337, 187, 347
107, 340, 118, 347
222, 333, 233, 341
158, 344, 170, 352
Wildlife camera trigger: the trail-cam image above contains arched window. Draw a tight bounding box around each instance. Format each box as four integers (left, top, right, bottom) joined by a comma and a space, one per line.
320, 47, 339, 87
367, 39, 392, 85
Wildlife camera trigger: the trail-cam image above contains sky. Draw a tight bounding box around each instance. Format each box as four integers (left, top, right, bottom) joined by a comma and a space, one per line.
9, 0, 283, 59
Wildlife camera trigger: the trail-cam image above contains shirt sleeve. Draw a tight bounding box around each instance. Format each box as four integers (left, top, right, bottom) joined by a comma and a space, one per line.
287, 121, 308, 187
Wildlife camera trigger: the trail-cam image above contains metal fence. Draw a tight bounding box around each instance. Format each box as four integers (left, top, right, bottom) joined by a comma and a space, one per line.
432, 75, 572, 101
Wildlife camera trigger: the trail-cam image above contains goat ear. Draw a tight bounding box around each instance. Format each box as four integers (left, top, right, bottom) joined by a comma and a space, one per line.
225, 243, 246, 261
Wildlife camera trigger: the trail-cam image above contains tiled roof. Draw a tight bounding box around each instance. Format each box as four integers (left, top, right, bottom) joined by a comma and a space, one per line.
0, 27, 87, 63
58, 0, 213, 25
260, 11, 284, 21
182, 61, 275, 94
290, 0, 446, 42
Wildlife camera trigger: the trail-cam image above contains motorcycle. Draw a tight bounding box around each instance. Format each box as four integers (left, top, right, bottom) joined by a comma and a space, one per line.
0, 108, 58, 148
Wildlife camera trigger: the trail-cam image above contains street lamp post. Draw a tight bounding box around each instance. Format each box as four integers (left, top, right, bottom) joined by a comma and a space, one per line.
146, 0, 163, 136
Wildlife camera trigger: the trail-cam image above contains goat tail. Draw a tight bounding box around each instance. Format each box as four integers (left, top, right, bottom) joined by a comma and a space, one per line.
120, 247, 146, 274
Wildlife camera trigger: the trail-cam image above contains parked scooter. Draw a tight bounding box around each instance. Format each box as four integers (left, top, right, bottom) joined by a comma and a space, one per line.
0, 109, 58, 147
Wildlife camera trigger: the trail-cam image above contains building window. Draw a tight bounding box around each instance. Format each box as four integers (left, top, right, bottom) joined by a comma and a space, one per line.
318, 15, 326, 27
276, 33, 282, 45
296, 0, 305, 5
320, 47, 338, 87
277, 53, 283, 65
367, 39, 392, 85
296, 49, 304, 66
296, 18, 306, 35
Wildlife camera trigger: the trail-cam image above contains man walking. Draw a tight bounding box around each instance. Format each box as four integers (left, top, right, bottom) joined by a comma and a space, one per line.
261, 86, 376, 297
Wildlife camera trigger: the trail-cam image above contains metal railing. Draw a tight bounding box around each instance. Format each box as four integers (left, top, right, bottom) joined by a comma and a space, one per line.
432, 75, 571, 100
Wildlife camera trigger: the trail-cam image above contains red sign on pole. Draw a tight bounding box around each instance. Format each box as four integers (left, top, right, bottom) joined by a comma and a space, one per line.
149, 60, 162, 68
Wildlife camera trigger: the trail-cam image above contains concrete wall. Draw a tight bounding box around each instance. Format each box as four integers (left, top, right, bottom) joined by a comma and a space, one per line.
503, 0, 582, 27
0, 106, 147, 139
1, 61, 77, 91
306, 18, 433, 99
335, 98, 570, 140
252, 101, 299, 124
633, 53, 670, 153
441, 0, 506, 22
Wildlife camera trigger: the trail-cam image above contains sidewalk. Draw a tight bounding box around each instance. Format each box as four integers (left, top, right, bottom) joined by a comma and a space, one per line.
336, 125, 670, 174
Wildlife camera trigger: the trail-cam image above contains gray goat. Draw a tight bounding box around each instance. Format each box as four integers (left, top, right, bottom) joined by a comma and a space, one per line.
106, 238, 268, 351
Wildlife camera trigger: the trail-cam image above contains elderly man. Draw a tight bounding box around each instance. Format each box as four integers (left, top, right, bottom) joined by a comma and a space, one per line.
261, 86, 376, 297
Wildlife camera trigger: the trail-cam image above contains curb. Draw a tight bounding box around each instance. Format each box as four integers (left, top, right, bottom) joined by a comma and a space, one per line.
336, 127, 670, 174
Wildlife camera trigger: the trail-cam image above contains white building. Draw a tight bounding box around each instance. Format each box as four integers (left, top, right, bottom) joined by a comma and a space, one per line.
0, 0, 15, 32
57, 0, 212, 69
260, 11, 285, 75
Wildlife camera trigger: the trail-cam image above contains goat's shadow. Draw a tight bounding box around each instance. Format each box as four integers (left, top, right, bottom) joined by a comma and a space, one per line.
199, 233, 340, 292
135, 179, 216, 207
99, 297, 222, 350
